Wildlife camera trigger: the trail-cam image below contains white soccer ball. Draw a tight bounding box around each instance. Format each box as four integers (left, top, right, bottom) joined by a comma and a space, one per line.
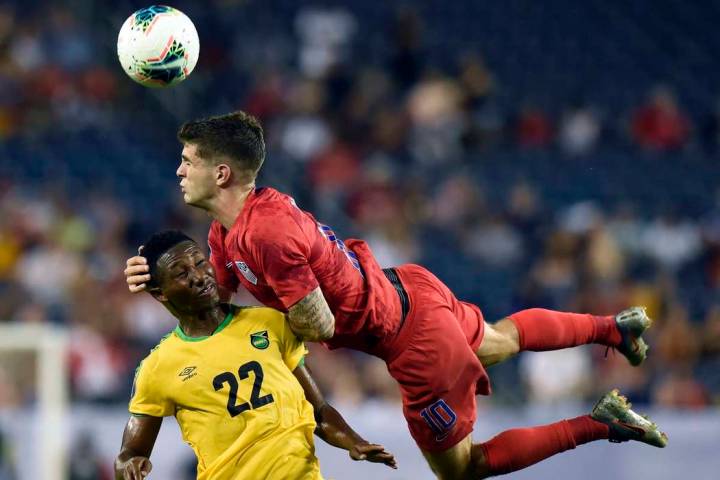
117, 5, 200, 88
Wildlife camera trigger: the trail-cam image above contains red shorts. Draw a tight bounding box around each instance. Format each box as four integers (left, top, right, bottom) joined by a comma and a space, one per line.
382, 264, 491, 452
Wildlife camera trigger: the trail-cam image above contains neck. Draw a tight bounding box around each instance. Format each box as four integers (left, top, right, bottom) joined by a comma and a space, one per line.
206, 183, 254, 229
176, 304, 229, 338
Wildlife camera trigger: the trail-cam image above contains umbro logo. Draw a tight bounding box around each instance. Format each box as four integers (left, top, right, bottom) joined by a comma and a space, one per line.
179, 366, 198, 381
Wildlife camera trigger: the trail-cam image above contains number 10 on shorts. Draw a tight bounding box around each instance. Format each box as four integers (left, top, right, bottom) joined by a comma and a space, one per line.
420, 399, 457, 441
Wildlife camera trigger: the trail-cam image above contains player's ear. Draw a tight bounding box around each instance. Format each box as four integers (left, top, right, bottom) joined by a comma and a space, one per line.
147, 285, 168, 302
216, 164, 232, 186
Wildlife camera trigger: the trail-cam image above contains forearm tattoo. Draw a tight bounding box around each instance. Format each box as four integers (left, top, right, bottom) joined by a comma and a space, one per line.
288, 287, 335, 341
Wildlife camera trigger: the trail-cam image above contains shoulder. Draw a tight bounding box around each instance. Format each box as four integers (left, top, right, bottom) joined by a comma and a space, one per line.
208, 220, 226, 240
233, 305, 286, 323
248, 188, 302, 221
247, 191, 309, 237
136, 332, 175, 377
231, 305, 287, 333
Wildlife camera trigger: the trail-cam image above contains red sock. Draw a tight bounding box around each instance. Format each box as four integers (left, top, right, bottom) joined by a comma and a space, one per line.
509, 308, 621, 351
479, 415, 609, 475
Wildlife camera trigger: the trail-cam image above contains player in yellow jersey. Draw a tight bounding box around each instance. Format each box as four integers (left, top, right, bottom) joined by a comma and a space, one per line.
114, 231, 396, 480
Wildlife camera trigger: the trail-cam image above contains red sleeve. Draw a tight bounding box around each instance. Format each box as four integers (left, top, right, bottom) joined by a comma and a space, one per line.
249, 213, 319, 309
208, 222, 239, 293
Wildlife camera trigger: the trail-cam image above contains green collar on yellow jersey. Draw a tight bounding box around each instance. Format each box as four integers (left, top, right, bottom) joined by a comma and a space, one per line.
174, 306, 235, 342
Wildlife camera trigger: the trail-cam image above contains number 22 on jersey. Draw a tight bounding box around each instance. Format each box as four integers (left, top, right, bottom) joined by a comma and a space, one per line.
213, 361, 274, 417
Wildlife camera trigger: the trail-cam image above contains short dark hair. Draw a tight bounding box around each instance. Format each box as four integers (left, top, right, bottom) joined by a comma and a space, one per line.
142, 230, 196, 288
177, 111, 266, 179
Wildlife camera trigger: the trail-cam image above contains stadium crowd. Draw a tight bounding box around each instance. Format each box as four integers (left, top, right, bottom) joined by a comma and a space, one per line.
0, 0, 719, 415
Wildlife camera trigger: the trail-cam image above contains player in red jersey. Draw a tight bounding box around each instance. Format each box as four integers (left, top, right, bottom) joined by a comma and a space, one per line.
125, 111, 667, 479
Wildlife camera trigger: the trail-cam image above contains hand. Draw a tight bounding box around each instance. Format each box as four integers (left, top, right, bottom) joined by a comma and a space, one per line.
349, 442, 397, 469
125, 246, 150, 293
115, 456, 152, 479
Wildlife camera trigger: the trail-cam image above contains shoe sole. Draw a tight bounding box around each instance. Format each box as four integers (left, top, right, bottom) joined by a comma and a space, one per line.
592, 389, 668, 448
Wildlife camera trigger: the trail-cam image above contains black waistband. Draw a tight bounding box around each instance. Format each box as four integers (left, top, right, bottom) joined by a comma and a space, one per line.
383, 268, 409, 323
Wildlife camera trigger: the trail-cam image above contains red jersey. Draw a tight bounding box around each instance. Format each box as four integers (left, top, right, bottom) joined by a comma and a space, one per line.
207, 187, 402, 355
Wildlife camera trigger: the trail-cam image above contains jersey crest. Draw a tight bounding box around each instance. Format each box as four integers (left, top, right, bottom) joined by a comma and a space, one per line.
235, 261, 258, 285
250, 330, 270, 349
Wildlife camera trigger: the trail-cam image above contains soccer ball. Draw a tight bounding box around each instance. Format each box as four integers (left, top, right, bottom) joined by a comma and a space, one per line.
117, 5, 200, 88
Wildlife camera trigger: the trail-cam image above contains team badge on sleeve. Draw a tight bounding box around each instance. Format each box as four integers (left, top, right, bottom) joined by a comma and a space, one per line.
250, 331, 270, 349
235, 261, 258, 285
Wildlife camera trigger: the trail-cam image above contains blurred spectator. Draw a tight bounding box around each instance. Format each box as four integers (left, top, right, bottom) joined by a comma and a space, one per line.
515, 104, 554, 148
702, 305, 720, 355
67, 432, 112, 480
0, 428, 17, 480
459, 54, 504, 151
700, 97, 720, 154
428, 174, 485, 234
520, 348, 592, 405
388, 7, 425, 90
643, 214, 702, 270
631, 86, 691, 150
277, 79, 332, 163
295, 6, 356, 78
558, 103, 601, 156
655, 303, 701, 368
653, 367, 710, 409
464, 215, 524, 267
585, 224, 625, 282
407, 75, 465, 165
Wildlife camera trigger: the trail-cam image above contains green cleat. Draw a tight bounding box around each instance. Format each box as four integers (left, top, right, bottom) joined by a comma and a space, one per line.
591, 389, 668, 448
614, 306, 652, 366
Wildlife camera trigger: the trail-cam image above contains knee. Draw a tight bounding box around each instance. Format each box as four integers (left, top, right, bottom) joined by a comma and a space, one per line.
493, 318, 520, 347
477, 319, 520, 367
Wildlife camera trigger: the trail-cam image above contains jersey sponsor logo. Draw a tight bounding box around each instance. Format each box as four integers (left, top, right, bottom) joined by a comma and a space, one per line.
179, 366, 198, 381
235, 261, 258, 285
420, 399, 457, 442
250, 331, 270, 349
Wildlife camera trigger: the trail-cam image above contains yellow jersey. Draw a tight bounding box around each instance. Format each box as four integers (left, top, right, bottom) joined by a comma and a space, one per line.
129, 305, 322, 480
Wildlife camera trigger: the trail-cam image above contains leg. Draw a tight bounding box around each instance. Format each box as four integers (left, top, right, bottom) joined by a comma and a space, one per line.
508, 308, 621, 352
474, 308, 624, 368
422, 434, 473, 480
467, 389, 667, 478
469, 415, 609, 477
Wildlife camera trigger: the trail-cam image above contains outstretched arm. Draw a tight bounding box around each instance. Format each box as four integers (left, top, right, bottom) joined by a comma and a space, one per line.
287, 287, 335, 341
293, 363, 397, 469
115, 415, 162, 480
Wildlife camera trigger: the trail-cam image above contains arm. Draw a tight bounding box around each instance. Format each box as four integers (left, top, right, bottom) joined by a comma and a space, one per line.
287, 287, 335, 341
115, 415, 162, 480
293, 363, 397, 469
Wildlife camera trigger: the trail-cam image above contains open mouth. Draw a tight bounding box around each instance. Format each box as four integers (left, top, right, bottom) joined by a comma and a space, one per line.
198, 283, 216, 296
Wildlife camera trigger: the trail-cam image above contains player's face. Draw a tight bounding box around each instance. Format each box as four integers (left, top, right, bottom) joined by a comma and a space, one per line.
157, 241, 220, 311
177, 143, 217, 208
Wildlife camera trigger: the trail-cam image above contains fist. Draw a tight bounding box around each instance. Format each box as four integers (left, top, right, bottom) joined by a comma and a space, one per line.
115, 456, 152, 479
125, 246, 150, 293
